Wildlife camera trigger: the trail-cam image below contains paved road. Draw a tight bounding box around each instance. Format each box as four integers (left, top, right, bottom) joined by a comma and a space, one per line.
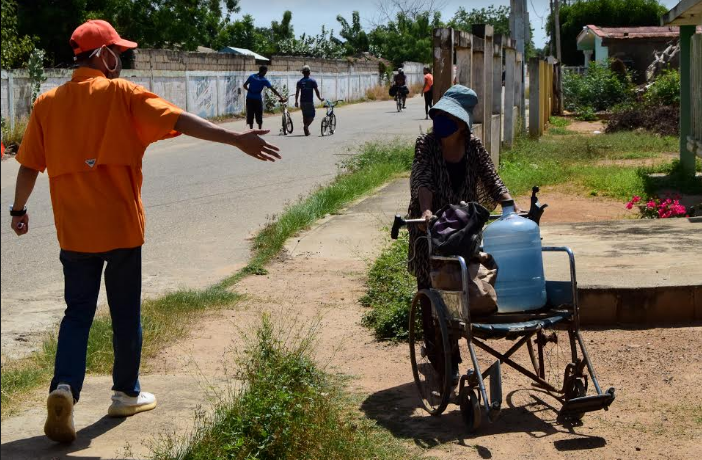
1, 96, 432, 358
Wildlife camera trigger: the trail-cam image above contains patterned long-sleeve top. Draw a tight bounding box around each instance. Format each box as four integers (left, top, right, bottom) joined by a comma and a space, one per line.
407, 132, 509, 286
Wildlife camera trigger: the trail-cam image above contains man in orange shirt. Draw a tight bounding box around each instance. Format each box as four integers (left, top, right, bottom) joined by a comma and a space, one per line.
423, 66, 434, 120
9, 20, 280, 444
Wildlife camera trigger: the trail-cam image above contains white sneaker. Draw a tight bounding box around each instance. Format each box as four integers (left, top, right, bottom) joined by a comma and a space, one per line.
108, 391, 157, 417
44, 384, 76, 443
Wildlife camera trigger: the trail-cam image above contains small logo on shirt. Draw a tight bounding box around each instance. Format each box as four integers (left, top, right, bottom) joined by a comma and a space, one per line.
85, 159, 96, 168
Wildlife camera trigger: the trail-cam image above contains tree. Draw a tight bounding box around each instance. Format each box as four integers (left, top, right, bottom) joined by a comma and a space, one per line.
16, 0, 240, 66
546, 0, 669, 65
1, 0, 37, 68
448, 5, 536, 58
337, 11, 370, 55
278, 26, 345, 59
368, 11, 442, 66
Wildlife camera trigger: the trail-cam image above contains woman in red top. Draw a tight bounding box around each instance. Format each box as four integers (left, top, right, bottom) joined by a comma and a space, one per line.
423, 67, 434, 119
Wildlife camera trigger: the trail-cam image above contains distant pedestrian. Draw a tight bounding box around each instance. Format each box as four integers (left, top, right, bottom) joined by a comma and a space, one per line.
10, 19, 281, 444
295, 65, 324, 136
423, 66, 433, 120
243, 65, 286, 129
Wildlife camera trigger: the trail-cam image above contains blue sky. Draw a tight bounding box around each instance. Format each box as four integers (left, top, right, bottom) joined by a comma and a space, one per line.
236, 0, 680, 48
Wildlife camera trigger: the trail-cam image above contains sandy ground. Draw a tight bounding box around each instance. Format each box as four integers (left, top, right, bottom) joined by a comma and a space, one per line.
2, 182, 700, 460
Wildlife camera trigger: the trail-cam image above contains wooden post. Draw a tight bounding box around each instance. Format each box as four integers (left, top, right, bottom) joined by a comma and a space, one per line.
474, 24, 494, 152
503, 44, 517, 148
455, 30, 472, 87
433, 28, 454, 103
471, 36, 485, 141
529, 58, 540, 138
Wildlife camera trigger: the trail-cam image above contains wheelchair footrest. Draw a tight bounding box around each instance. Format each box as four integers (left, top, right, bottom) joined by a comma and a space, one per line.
559, 388, 615, 418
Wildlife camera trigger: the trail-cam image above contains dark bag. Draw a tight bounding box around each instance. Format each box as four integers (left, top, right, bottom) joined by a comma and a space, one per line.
430, 202, 490, 260
389, 86, 398, 97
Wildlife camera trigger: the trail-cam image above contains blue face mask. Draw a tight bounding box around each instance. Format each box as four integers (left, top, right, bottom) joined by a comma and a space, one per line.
432, 115, 459, 139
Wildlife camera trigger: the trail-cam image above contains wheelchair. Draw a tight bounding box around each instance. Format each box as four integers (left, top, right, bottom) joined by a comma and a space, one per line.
390, 187, 615, 432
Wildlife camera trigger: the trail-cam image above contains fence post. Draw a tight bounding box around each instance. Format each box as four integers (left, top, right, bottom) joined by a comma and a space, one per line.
473, 25, 494, 153
432, 27, 454, 103
471, 36, 485, 142
515, 52, 523, 136
491, 35, 505, 165
455, 30, 472, 88
503, 43, 517, 148
7, 71, 15, 130
528, 58, 540, 138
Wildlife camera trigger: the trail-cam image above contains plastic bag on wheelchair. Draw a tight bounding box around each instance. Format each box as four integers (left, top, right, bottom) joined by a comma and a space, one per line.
430, 253, 498, 317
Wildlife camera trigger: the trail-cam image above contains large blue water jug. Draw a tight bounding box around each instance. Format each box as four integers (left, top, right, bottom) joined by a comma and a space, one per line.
482, 200, 547, 313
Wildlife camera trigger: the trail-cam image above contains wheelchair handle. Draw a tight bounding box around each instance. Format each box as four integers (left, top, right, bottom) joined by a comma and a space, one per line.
391, 215, 432, 239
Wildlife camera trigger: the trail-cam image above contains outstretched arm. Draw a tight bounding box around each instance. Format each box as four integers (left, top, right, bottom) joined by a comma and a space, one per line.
315, 88, 324, 102
174, 112, 281, 162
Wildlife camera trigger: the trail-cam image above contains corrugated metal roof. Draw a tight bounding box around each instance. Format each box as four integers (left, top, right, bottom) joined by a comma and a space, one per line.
219, 47, 269, 62
586, 25, 680, 39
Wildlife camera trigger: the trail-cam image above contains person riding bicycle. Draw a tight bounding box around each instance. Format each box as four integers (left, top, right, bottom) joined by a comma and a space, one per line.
390, 68, 409, 108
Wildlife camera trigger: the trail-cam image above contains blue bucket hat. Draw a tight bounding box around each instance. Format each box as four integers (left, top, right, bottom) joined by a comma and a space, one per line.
429, 85, 478, 132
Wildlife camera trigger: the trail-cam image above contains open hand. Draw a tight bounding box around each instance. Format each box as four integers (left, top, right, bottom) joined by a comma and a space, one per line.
11, 214, 29, 236
235, 130, 281, 162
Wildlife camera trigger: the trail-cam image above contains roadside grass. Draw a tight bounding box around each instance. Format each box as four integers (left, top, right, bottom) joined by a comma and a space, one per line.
1, 287, 239, 418
1, 116, 28, 147
360, 232, 415, 341
548, 116, 571, 128
217, 141, 414, 288
366, 84, 392, 101
151, 315, 421, 460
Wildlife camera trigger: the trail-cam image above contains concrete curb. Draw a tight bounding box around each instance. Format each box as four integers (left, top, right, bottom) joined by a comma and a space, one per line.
580, 284, 702, 325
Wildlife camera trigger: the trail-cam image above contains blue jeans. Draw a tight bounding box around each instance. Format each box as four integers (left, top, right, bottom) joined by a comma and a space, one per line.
50, 247, 142, 402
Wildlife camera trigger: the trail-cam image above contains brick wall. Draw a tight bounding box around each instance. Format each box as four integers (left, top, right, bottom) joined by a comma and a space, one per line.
131, 49, 256, 72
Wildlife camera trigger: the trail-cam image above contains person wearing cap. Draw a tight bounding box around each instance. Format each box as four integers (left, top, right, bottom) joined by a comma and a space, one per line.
295, 65, 324, 136
9, 19, 281, 444
243, 65, 286, 130
391, 68, 409, 108
406, 85, 519, 385
422, 67, 434, 120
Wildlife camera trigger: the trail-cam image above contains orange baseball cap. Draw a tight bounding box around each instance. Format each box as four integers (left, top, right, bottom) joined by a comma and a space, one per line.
70, 20, 137, 55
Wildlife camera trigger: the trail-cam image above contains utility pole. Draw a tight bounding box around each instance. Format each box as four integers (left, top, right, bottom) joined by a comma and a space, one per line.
554, 0, 563, 114
554, 0, 562, 62
510, 0, 529, 132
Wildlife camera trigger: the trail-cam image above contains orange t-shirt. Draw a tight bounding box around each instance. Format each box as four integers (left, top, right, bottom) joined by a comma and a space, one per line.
16, 67, 183, 253
423, 73, 434, 93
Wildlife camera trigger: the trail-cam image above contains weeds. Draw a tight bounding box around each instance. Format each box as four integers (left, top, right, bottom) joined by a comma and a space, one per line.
1, 116, 28, 147
152, 315, 419, 460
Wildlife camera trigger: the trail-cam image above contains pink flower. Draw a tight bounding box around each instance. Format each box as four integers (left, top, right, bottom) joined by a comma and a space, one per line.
632, 196, 641, 203
626, 202, 634, 210
647, 201, 656, 209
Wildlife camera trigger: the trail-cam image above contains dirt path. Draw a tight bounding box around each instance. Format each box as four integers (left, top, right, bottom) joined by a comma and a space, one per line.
3, 180, 700, 459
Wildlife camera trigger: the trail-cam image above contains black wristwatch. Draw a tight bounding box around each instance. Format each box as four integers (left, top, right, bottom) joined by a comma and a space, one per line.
9, 205, 27, 217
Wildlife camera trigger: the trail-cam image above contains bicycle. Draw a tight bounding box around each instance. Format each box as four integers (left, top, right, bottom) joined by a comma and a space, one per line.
280, 96, 293, 135
395, 92, 404, 112
321, 100, 342, 136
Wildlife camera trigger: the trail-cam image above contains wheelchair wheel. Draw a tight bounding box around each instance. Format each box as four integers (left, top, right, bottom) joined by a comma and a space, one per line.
460, 387, 482, 432
285, 113, 293, 134
409, 290, 452, 416
527, 327, 577, 394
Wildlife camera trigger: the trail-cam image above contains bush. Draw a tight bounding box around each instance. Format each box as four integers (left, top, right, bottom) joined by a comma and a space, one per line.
606, 104, 679, 136
644, 68, 680, 107
1, 116, 28, 148
563, 61, 635, 112
575, 106, 597, 121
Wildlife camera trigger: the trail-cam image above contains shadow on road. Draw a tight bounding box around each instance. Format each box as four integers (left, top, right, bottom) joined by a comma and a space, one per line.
1, 415, 125, 460
360, 381, 607, 453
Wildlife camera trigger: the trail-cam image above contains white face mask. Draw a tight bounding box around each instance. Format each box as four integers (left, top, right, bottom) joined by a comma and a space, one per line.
90, 46, 122, 78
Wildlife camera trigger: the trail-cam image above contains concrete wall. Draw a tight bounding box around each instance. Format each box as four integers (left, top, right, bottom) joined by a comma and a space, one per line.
604, 38, 680, 84
131, 49, 256, 72
1, 62, 383, 126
